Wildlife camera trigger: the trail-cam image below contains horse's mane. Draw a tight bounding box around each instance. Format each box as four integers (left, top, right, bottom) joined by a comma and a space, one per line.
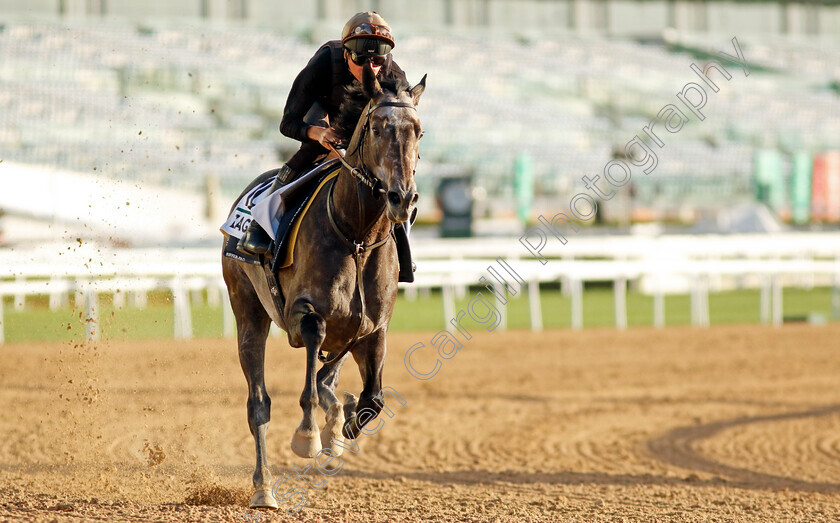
334, 75, 411, 141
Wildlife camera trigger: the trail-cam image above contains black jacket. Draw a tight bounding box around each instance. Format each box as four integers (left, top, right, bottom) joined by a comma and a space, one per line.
280, 40, 406, 171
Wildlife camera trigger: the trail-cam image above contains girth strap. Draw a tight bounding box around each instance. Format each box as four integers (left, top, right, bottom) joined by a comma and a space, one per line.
260, 253, 286, 326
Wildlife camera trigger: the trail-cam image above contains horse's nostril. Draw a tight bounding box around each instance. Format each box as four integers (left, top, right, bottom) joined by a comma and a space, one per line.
410, 193, 419, 205
387, 191, 402, 207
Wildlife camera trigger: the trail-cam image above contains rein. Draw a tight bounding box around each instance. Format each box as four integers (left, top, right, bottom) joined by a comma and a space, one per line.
318, 100, 416, 366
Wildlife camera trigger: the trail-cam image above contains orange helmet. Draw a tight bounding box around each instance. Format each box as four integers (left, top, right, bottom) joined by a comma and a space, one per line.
341, 11, 394, 56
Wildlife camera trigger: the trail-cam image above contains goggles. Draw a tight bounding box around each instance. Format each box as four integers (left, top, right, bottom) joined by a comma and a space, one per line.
348, 51, 387, 67
344, 35, 393, 57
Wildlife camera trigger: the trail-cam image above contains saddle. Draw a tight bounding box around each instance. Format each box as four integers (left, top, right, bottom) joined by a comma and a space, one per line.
270, 167, 339, 272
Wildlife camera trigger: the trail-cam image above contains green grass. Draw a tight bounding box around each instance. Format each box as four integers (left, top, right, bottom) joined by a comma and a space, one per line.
0, 292, 226, 343
392, 286, 837, 331
2, 286, 836, 343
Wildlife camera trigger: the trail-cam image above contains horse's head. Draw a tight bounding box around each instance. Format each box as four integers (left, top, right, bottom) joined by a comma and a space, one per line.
350, 64, 425, 223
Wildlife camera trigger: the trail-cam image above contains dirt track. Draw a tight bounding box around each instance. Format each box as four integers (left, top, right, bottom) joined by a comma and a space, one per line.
2, 324, 840, 522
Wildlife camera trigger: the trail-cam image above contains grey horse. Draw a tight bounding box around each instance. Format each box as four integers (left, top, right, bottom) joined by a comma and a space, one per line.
222, 64, 425, 508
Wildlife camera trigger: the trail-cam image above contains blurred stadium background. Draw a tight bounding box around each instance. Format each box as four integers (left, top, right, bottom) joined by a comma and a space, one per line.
2, 0, 840, 341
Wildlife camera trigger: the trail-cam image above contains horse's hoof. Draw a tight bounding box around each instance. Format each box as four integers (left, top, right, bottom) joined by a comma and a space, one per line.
249, 489, 278, 509
291, 428, 322, 458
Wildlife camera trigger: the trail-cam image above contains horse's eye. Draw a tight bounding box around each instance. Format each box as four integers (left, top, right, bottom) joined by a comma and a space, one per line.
372, 126, 380, 136
418, 130, 424, 139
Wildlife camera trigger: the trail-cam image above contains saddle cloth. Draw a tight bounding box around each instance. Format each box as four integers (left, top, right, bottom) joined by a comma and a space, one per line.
221, 160, 340, 267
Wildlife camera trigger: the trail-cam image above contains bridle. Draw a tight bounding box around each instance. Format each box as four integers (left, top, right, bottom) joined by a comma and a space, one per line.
320, 99, 418, 365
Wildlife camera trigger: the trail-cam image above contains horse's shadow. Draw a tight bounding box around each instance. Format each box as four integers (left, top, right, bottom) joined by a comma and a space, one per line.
337, 404, 840, 495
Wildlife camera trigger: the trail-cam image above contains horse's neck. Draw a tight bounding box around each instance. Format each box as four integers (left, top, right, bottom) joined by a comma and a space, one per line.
331, 164, 389, 243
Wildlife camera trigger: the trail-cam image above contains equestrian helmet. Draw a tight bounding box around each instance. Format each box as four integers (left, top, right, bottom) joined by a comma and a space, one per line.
341, 11, 394, 56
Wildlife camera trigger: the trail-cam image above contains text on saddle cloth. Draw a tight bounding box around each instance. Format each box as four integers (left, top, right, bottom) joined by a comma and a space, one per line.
220, 178, 272, 240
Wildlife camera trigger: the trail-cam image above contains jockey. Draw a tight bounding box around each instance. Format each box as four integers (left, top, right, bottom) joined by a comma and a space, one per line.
238, 11, 408, 257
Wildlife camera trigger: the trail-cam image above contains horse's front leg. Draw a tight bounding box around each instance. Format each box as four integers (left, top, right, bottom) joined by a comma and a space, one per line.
343, 329, 387, 440
288, 300, 324, 458
317, 353, 350, 455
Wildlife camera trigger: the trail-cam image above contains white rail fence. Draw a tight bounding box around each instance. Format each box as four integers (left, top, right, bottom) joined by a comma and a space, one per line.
2, 233, 840, 343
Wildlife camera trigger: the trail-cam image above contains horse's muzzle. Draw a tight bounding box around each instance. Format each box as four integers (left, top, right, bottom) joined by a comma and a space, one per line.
386, 189, 419, 223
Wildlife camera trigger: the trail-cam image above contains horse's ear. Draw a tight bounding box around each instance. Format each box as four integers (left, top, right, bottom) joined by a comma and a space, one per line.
410, 74, 427, 106
362, 62, 383, 99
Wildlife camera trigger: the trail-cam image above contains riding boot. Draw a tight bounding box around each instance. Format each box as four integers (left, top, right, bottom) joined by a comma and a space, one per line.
394, 219, 416, 284
237, 164, 299, 255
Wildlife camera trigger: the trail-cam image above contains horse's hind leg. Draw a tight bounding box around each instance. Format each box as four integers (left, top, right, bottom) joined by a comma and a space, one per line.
289, 300, 325, 458
317, 354, 350, 455
224, 262, 277, 509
